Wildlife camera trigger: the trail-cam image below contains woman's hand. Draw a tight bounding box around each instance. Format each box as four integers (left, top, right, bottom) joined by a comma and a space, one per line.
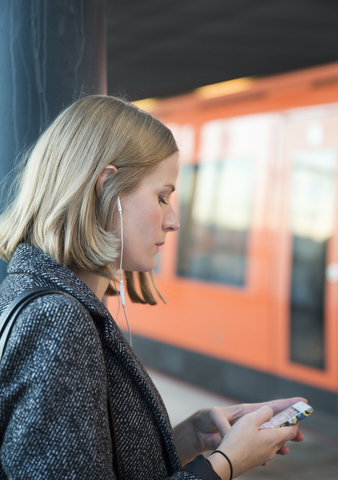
173, 397, 305, 465
220, 397, 305, 456
208, 406, 301, 479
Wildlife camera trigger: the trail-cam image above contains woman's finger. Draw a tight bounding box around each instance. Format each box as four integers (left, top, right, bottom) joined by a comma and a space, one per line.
291, 430, 304, 442
276, 445, 289, 455
208, 407, 232, 437
253, 406, 274, 426
266, 397, 308, 415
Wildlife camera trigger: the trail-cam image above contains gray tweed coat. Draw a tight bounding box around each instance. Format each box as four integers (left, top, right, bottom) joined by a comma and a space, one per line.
0, 244, 220, 480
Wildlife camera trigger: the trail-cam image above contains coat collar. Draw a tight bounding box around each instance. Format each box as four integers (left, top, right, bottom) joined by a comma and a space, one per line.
8, 243, 109, 318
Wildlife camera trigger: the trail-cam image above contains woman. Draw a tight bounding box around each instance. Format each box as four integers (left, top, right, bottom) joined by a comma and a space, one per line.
0, 95, 304, 479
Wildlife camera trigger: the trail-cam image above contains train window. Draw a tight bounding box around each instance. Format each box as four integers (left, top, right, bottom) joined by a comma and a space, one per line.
177, 157, 254, 286
289, 148, 337, 369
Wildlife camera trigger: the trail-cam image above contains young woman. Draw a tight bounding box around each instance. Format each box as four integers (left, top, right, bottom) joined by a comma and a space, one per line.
0, 95, 304, 480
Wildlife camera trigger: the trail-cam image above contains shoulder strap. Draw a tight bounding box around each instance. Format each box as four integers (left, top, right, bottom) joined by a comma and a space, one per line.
0, 287, 67, 361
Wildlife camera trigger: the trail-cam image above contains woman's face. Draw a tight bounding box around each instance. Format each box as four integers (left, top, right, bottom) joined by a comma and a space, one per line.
119, 153, 180, 272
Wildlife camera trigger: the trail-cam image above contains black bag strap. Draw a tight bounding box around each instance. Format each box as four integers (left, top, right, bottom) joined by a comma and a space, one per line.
0, 287, 69, 361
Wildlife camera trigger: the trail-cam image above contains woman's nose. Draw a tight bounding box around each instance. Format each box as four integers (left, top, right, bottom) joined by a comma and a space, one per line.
163, 205, 180, 232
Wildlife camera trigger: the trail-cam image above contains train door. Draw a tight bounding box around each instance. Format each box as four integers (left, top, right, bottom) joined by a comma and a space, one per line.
272, 106, 338, 391
167, 113, 279, 370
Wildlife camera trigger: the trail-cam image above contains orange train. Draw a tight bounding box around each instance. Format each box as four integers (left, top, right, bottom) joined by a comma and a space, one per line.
107, 62, 338, 434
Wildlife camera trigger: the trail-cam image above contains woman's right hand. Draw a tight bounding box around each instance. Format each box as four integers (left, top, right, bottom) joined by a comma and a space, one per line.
207, 405, 299, 479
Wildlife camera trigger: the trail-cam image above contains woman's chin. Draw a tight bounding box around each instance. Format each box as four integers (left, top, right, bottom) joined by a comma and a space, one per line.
124, 262, 156, 273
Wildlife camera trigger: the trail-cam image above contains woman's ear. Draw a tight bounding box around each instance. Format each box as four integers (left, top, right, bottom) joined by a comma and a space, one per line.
96, 165, 118, 197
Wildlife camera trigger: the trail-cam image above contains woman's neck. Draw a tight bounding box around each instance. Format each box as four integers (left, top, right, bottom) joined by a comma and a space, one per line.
72, 269, 110, 302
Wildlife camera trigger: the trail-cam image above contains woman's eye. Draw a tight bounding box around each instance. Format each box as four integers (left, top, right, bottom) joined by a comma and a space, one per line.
159, 196, 168, 205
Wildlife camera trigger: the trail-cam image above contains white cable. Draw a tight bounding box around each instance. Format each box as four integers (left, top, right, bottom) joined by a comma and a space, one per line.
113, 280, 121, 325
117, 197, 132, 346
122, 303, 132, 347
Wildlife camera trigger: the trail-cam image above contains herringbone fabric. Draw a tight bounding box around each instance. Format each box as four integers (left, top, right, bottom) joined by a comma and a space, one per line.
0, 244, 218, 480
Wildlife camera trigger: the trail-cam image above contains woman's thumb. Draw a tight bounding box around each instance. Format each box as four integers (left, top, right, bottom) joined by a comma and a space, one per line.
252, 406, 274, 426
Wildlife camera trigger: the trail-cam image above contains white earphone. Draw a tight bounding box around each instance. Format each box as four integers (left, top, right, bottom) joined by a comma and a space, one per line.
116, 196, 131, 345
117, 197, 125, 306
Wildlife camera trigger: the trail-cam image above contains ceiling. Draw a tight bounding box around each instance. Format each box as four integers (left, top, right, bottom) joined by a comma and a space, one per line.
106, 0, 338, 100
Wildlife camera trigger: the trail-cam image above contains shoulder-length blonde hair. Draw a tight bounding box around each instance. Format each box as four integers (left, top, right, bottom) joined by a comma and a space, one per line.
0, 95, 178, 305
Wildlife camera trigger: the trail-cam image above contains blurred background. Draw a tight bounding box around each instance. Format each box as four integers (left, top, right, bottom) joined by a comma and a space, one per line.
1, 1, 338, 477
106, 0, 338, 99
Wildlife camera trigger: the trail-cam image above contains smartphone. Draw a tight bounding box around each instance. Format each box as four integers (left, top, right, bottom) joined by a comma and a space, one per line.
260, 401, 314, 429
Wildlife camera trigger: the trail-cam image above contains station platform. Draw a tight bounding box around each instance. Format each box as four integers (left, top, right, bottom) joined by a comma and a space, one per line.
147, 367, 338, 480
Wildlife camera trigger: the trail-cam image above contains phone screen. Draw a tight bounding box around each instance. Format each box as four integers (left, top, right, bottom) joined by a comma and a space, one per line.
260, 401, 314, 429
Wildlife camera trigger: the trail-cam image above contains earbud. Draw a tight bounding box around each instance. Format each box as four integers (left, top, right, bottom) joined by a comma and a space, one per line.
117, 196, 122, 213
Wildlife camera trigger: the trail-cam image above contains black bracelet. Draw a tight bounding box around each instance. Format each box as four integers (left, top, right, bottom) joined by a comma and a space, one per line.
210, 450, 233, 480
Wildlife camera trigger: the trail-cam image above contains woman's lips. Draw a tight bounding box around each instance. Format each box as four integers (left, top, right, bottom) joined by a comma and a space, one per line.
155, 242, 165, 252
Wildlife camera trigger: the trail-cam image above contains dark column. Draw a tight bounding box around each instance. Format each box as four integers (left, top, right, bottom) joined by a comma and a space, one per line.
0, 0, 107, 282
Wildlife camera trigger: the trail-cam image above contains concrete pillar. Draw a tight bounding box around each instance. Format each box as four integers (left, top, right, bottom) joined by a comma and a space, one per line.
0, 0, 107, 282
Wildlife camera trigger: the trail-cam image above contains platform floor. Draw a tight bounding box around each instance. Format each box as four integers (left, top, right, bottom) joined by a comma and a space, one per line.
147, 367, 338, 480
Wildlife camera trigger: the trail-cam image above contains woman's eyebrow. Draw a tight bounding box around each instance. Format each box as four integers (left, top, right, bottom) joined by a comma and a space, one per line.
163, 184, 176, 193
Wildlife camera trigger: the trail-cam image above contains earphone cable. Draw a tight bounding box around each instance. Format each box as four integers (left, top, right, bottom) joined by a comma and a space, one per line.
117, 198, 132, 346
122, 303, 132, 346
112, 280, 121, 325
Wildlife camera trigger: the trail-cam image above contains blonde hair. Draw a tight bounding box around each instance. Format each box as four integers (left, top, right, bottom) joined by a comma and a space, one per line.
0, 95, 178, 305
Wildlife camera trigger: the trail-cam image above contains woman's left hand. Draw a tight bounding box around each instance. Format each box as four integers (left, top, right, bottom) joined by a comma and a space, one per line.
173, 397, 306, 466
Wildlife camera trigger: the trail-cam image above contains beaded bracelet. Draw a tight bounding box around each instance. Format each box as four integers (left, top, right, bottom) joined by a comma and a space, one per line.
210, 450, 233, 480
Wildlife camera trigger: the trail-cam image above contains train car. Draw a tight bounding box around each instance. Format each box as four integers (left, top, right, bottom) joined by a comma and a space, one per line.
107, 62, 338, 436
